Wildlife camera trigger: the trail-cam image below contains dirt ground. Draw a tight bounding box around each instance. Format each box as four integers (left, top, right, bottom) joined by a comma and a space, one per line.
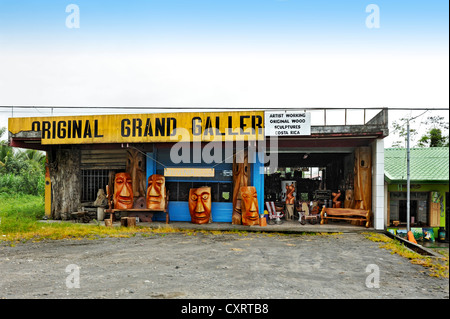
0, 231, 448, 300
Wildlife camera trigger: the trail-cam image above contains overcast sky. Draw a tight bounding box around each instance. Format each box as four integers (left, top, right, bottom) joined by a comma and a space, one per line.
0, 0, 448, 146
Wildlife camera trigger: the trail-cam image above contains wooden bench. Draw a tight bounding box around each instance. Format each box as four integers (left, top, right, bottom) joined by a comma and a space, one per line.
320, 207, 371, 228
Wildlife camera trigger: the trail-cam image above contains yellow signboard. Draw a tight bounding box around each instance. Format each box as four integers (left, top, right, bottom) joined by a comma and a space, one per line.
164, 168, 215, 178
8, 111, 264, 145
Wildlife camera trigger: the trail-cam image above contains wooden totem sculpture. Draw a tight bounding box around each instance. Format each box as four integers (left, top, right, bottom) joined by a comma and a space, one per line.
240, 186, 259, 226
126, 149, 146, 202
332, 190, 342, 208
286, 183, 295, 205
188, 187, 212, 224
146, 174, 166, 211
113, 172, 133, 209
232, 150, 250, 225
285, 183, 295, 220
353, 147, 372, 211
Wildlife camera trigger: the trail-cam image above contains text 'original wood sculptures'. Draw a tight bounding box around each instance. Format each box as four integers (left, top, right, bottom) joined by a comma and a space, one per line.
240, 186, 259, 226
232, 150, 250, 225
113, 172, 133, 209
146, 174, 166, 211
189, 187, 212, 224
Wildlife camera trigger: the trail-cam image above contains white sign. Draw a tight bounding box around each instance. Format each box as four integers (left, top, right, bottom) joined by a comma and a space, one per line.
264, 111, 311, 136
164, 167, 215, 177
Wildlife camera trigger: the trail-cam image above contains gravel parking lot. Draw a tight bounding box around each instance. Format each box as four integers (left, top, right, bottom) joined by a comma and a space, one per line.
0, 231, 448, 300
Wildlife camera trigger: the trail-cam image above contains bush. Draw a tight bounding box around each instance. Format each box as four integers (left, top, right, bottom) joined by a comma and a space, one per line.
0, 172, 44, 196
0, 193, 45, 234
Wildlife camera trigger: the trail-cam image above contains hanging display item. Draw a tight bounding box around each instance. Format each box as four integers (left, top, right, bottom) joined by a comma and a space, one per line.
146, 174, 167, 211
189, 187, 212, 224
113, 172, 134, 209
240, 186, 260, 226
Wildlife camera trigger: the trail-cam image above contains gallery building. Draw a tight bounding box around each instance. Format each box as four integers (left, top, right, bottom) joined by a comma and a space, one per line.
8, 108, 389, 230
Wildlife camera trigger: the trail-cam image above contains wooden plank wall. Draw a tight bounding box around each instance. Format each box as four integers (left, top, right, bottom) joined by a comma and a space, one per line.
81, 149, 127, 170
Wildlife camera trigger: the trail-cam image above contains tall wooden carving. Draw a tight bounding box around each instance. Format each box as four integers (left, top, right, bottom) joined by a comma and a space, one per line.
332, 190, 342, 208
126, 149, 146, 200
353, 147, 372, 211
285, 183, 295, 220
232, 150, 250, 225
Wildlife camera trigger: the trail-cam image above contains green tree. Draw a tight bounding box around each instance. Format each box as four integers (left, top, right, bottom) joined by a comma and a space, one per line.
390, 115, 449, 148
0, 127, 46, 195
417, 116, 449, 147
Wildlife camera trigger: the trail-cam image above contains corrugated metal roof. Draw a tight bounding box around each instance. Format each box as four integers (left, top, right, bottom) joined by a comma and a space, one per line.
384, 147, 449, 183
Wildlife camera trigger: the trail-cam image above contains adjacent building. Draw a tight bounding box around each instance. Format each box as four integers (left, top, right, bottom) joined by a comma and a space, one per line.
385, 147, 449, 239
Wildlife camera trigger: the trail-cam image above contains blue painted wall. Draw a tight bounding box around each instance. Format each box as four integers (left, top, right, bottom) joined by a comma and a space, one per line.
152, 201, 233, 222
147, 149, 263, 223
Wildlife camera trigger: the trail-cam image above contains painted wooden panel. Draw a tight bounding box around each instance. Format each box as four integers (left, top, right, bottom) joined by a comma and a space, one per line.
81, 149, 127, 170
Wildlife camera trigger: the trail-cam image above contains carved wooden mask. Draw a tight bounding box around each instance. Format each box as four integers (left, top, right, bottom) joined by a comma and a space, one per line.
114, 172, 133, 209
146, 174, 166, 210
240, 186, 259, 226
188, 187, 212, 224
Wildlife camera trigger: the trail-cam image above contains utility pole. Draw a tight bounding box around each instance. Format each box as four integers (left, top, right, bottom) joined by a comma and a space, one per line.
405, 110, 428, 234
406, 119, 411, 232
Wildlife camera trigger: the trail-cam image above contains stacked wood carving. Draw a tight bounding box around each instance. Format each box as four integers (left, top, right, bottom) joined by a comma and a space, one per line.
106, 149, 169, 224
232, 150, 250, 225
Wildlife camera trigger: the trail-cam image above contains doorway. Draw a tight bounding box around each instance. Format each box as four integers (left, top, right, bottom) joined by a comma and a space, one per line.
399, 200, 417, 224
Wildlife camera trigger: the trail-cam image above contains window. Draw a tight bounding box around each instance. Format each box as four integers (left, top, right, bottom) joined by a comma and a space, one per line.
81, 169, 110, 202
389, 192, 428, 226
153, 146, 233, 203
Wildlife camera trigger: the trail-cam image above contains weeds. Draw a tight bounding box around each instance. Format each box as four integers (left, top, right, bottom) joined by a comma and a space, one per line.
363, 232, 449, 278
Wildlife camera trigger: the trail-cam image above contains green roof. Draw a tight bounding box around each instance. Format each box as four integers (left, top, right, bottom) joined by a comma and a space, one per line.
384, 147, 449, 183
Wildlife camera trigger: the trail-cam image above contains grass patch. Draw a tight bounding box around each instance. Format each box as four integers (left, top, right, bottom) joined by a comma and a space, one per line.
0, 193, 45, 234
363, 232, 449, 278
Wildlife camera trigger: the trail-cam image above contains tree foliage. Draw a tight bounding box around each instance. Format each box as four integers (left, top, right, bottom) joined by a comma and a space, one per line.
0, 127, 46, 195
391, 115, 449, 148
416, 116, 449, 147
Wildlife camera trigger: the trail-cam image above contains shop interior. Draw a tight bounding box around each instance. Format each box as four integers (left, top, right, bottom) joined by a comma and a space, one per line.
264, 149, 355, 220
